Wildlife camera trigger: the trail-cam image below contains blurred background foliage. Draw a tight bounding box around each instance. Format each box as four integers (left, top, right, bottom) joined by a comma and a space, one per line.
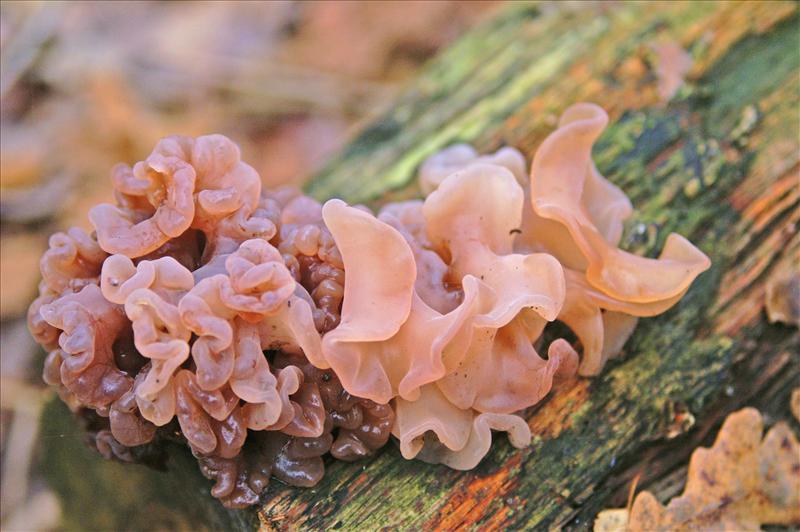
0, 2, 498, 529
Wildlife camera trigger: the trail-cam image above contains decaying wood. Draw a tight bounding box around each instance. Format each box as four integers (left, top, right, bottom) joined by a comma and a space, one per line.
40, 2, 799, 530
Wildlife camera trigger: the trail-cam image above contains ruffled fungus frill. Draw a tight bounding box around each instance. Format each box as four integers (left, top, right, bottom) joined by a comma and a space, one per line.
28, 104, 709, 509
27, 132, 351, 507
419, 144, 527, 196
89, 135, 276, 261
89, 137, 198, 258
40, 284, 131, 409
516, 103, 710, 375
319, 165, 576, 468
394, 338, 576, 470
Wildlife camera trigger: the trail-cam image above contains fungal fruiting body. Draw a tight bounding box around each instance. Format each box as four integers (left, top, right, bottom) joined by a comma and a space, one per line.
28, 103, 710, 508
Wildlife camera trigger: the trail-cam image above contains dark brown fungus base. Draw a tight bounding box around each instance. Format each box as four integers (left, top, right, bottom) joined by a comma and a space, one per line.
274, 352, 395, 462
193, 352, 394, 509
195, 430, 329, 509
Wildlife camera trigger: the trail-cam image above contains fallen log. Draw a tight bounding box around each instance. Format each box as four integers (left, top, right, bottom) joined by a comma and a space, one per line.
40, 2, 799, 529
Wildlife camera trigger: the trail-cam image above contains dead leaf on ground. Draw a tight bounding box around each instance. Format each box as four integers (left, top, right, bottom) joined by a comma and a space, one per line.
595, 407, 800, 532
594, 508, 629, 532
765, 271, 800, 327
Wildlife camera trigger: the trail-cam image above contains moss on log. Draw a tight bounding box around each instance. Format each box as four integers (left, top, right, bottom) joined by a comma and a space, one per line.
40, 2, 799, 530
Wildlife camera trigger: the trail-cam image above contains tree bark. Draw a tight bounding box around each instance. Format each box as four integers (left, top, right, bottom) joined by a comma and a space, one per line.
41, 2, 799, 530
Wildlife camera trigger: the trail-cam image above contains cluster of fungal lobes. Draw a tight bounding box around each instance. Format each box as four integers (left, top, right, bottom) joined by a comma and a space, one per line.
28, 103, 709, 508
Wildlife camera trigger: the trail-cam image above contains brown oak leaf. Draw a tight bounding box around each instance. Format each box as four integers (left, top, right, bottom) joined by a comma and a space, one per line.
596, 407, 800, 532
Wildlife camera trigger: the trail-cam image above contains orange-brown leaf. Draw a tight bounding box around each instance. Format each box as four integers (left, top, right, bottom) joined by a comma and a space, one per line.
627, 408, 800, 531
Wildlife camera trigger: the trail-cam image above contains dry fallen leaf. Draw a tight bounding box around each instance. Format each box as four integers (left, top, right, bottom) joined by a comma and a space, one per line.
595, 408, 800, 532
765, 272, 800, 328
594, 508, 629, 532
